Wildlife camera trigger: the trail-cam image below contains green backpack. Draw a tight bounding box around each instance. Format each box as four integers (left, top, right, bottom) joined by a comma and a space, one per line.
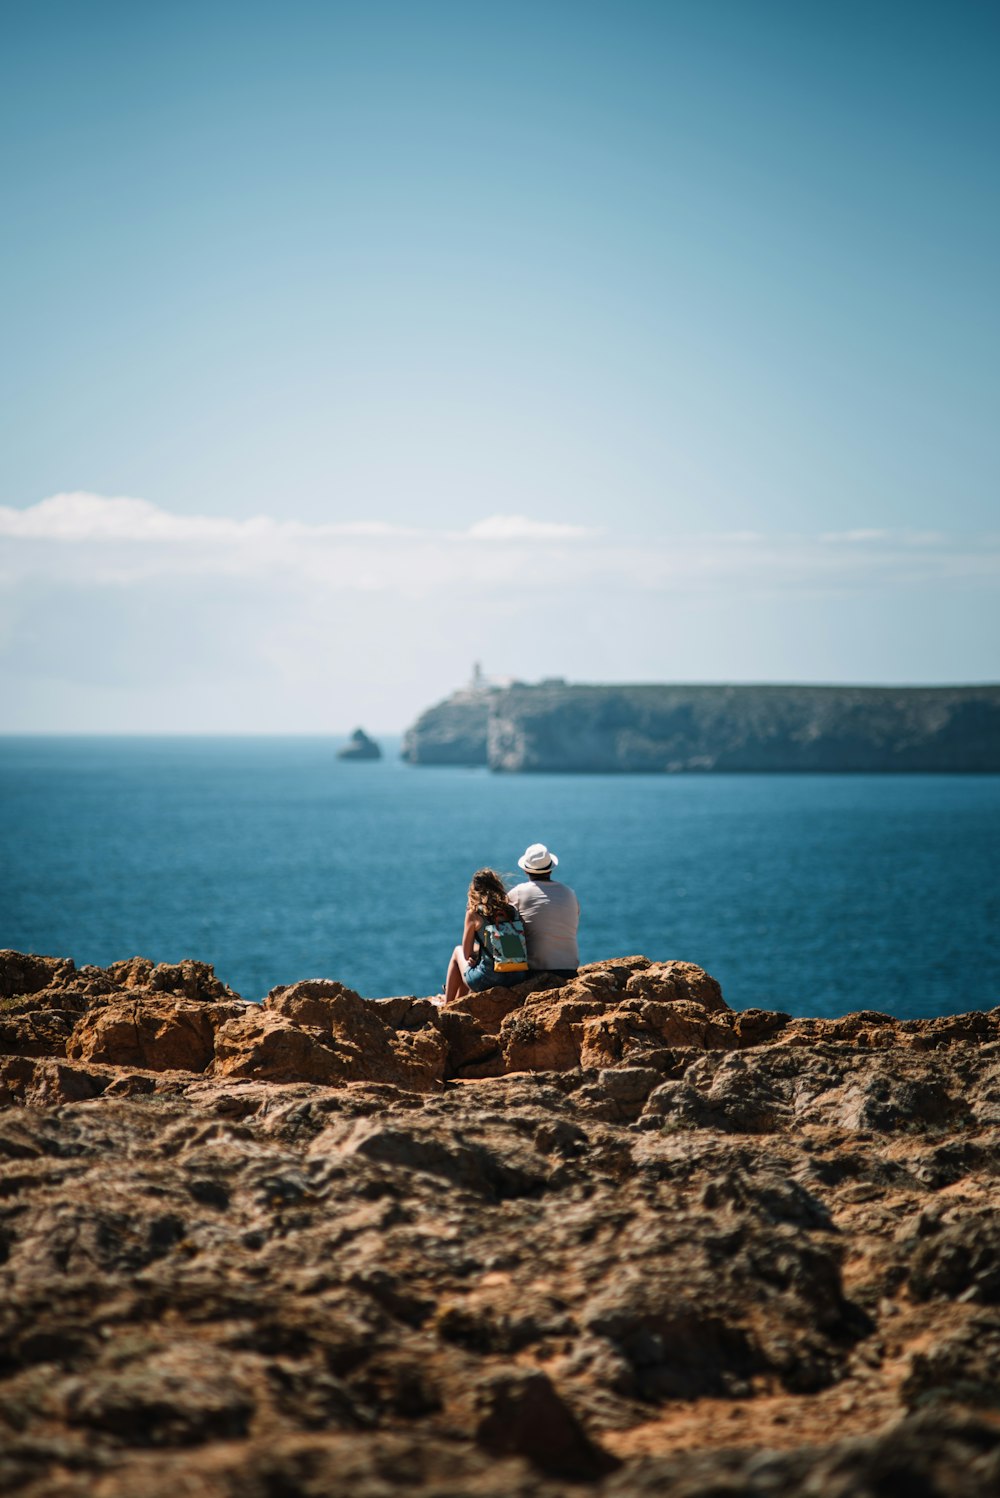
482, 915, 529, 973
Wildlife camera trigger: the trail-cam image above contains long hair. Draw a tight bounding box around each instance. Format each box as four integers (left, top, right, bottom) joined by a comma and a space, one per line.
468, 868, 514, 923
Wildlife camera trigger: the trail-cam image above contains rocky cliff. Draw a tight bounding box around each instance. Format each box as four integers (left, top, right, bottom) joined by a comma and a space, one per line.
3, 947, 1000, 1495
403, 682, 1000, 772
401, 688, 494, 765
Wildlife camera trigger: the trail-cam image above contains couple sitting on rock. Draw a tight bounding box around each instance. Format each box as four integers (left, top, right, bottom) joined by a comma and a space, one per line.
443, 843, 580, 1004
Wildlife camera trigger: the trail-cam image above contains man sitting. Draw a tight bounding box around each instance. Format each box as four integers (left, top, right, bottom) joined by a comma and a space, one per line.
506, 843, 580, 979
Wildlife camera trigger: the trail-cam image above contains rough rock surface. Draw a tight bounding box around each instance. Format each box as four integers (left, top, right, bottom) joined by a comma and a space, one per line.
3, 947, 1000, 1495
402, 681, 1000, 772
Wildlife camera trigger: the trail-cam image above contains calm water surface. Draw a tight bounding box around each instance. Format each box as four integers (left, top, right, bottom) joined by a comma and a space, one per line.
2, 736, 998, 1018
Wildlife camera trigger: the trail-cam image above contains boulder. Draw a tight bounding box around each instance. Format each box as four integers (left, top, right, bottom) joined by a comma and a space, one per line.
458, 1367, 618, 1479
214, 983, 446, 1091
494, 963, 733, 1075
0, 1007, 79, 1059
106, 957, 238, 1004
0, 950, 77, 998
0, 1056, 110, 1107
68, 995, 244, 1072
53, 1342, 256, 1446
623, 959, 728, 1012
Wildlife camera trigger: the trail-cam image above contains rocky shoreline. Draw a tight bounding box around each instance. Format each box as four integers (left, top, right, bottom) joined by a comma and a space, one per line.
2, 950, 1000, 1495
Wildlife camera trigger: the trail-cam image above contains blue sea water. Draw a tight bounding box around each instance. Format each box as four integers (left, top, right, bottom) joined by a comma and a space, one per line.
1, 736, 998, 1019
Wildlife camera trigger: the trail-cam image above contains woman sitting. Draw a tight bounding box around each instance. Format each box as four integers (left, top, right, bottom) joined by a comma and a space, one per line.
443, 868, 529, 1004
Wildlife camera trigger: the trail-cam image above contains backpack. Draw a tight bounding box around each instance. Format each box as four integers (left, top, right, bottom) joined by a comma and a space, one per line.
481, 915, 529, 973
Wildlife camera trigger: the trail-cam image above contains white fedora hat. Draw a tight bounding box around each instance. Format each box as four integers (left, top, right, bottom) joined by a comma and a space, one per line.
518, 842, 559, 873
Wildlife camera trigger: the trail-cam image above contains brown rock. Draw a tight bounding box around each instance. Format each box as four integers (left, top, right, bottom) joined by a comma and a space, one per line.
461, 1367, 618, 1479
50, 1433, 558, 1498
53, 1341, 255, 1445
148, 960, 241, 1003
0, 1056, 110, 1107
264, 978, 368, 1027
0, 1006, 79, 1059
499, 993, 598, 1072
733, 1006, 793, 1044
623, 959, 729, 1013
106, 956, 238, 1003
4, 959, 1000, 1498
577, 954, 654, 986
495, 977, 734, 1075
67, 994, 244, 1072
0, 950, 77, 998
104, 955, 158, 989
0, 985, 91, 1015
434, 1006, 505, 1077
368, 995, 444, 1030
579, 999, 738, 1067
212, 1007, 360, 1085
214, 986, 446, 1092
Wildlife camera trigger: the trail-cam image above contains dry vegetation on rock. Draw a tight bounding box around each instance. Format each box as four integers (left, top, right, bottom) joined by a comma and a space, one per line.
2, 949, 1000, 1495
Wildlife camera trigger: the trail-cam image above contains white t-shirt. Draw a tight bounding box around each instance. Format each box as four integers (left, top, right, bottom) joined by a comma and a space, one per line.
506, 879, 580, 971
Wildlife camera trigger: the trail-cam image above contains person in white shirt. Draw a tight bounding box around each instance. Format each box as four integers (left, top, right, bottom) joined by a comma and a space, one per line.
506, 843, 580, 976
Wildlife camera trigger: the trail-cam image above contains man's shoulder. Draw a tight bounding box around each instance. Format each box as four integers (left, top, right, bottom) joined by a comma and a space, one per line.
510, 879, 576, 905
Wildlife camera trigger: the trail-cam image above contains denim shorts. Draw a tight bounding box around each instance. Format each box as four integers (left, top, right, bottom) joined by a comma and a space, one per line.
464, 959, 527, 993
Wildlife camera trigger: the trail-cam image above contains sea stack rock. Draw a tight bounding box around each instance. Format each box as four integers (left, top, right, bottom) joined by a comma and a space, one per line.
337, 727, 382, 761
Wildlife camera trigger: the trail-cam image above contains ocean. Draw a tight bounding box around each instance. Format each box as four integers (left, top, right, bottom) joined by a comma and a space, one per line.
2, 735, 998, 1019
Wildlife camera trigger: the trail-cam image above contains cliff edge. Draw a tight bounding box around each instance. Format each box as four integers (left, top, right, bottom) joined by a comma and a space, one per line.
402, 681, 1000, 772
3, 948, 1000, 1495
401, 687, 495, 765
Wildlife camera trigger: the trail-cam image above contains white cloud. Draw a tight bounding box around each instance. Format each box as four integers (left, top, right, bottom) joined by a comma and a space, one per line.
2, 493, 998, 732
0, 494, 600, 548
463, 514, 598, 541
1, 493, 998, 602
820, 528, 891, 544
0, 492, 417, 545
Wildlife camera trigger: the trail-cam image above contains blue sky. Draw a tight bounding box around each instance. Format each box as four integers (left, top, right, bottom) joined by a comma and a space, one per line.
1, 0, 997, 730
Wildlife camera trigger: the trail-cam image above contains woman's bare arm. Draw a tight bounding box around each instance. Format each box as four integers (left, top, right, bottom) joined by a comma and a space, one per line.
462, 909, 481, 962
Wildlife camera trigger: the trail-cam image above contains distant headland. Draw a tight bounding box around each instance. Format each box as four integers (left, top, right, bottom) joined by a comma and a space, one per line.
402, 678, 1000, 772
